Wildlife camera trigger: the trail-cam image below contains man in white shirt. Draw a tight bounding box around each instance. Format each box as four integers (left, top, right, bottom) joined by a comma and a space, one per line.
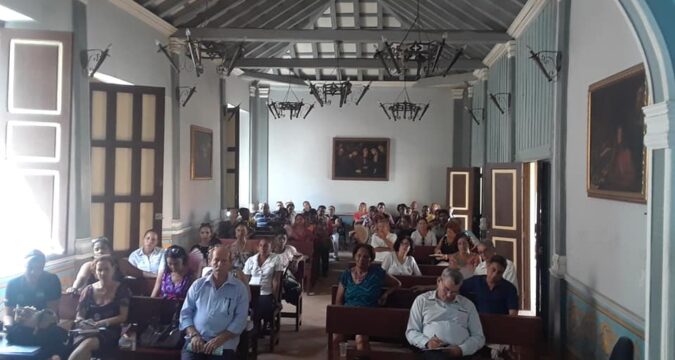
243, 238, 284, 333
128, 229, 165, 277
473, 240, 518, 292
406, 268, 485, 359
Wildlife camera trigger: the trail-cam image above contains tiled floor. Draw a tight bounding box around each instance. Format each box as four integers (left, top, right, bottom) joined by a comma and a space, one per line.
257, 253, 349, 359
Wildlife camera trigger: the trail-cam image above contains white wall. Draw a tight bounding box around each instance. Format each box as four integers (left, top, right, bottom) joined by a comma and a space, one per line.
2, 0, 72, 31
87, 0, 171, 89
179, 61, 222, 227
566, 0, 646, 317
268, 86, 454, 213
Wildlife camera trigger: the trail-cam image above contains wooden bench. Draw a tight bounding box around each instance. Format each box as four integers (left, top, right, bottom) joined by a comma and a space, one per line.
58, 289, 260, 360
330, 285, 417, 309
418, 264, 445, 276
326, 305, 544, 360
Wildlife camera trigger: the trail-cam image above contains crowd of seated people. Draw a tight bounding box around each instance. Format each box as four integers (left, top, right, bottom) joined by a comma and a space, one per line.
332, 200, 522, 359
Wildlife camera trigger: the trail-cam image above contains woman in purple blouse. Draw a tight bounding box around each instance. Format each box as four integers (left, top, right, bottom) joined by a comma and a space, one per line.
151, 246, 193, 300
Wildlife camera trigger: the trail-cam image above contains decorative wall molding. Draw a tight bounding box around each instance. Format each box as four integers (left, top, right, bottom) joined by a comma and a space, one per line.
643, 100, 675, 150
506, 40, 517, 58
451, 88, 465, 100
473, 68, 488, 81
483, 0, 549, 67
108, 0, 177, 37
565, 273, 645, 332
508, 0, 550, 38
483, 43, 506, 67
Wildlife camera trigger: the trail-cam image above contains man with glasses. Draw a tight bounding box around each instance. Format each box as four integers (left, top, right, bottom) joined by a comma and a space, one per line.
406, 268, 485, 359
474, 240, 518, 292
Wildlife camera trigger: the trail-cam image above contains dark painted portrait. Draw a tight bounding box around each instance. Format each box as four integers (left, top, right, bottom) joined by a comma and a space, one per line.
587, 64, 647, 203
191, 125, 213, 180
332, 138, 390, 181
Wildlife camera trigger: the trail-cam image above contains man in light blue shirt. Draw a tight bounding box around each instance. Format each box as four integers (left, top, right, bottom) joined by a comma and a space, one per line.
406, 268, 485, 359
180, 244, 249, 360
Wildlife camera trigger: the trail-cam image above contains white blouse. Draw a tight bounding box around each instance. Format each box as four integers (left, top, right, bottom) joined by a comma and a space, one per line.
370, 233, 397, 262
411, 230, 437, 246
381, 252, 422, 276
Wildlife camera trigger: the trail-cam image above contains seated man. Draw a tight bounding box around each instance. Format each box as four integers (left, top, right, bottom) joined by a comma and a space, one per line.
180, 244, 249, 360
253, 203, 273, 229
406, 268, 485, 359
474, 240, 518, 292
243, 238, 284, 333
4, 250, 61, 326
4, 250, 66, 359
460, 255, 518, 315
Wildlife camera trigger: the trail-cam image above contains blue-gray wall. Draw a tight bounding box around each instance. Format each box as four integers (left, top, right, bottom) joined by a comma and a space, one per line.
486, 55, 513, 163
514, 1, 558, 161
470, 80, 487, 167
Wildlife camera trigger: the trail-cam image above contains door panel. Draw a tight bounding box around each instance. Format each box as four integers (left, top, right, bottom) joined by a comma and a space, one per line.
223, 108, 240, 209
90, 83, 164, 251
446, 167, 480, 232
0, 29, 72, 255
484, 163, 528, 310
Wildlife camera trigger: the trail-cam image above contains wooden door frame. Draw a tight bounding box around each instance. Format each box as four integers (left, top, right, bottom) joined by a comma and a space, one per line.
446, 167, 481, 233
484, 162, 530, 310
224, 106, 240, 209
90, 83, 164, 250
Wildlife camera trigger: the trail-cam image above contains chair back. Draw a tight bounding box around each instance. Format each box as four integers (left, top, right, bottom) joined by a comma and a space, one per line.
609, 337, 634, 360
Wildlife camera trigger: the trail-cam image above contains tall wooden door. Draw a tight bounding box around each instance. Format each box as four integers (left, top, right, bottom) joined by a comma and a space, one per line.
90, 83, 164, 252
484, 163, 530, 310
223, 107, 239, 209
446, 167, 481, 232
0, 29, 72, 256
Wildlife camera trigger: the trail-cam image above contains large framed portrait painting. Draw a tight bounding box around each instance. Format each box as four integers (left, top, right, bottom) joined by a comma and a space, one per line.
190, 125, 213, 180
332, 137, 390, 181
587, 64, 647, 203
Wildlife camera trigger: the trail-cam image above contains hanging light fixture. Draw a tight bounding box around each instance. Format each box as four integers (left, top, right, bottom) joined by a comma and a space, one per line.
373, 0, 465, 79
307, 42, 370, 107
268, 83, 315, 120
379, 82, 430, 122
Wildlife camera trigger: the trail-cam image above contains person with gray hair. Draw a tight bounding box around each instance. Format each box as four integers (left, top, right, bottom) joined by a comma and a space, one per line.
474, 240, 518, 292
406, 268, 485, 359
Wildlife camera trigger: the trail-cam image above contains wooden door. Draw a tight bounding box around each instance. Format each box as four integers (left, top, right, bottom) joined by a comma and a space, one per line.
223, 107, 240, 209
446, 167, 481, 232
89, 83, 164, 252
0, 29, 72, 256
484, 163, 530, 310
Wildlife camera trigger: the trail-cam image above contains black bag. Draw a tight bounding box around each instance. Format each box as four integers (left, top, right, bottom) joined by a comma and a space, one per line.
138, 302, 183, 349
282, 270, 301, 306
139, 323, 182, 349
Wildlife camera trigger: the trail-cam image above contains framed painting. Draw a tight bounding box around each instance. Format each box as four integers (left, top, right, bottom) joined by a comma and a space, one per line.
332, 137, 390, 181
587, 64, 647, 203
190, 125, 213, 180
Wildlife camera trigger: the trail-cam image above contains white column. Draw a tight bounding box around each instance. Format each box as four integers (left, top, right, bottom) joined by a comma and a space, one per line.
643, 100, 675, 359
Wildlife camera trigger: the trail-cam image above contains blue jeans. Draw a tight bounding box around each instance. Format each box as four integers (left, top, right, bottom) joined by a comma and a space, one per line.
180, 349, 235, 360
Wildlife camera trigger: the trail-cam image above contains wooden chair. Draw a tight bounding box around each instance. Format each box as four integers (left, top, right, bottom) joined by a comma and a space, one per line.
280, 259, 304, 331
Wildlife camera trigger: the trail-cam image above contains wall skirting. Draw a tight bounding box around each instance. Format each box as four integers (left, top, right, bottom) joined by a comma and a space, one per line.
565, 276, 644, 359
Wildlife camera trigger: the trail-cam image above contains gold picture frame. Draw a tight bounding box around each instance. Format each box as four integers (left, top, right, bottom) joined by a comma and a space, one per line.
586, 64, 647, 203
190, 125, 213, 180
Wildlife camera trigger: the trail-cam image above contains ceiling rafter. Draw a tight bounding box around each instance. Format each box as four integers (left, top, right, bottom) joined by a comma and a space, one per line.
170, 0, 244, 28
456, 0, 512, 30
439, 0, 499, 30
172, 28, 511, 43
152, 0, 186, 19
353, 0, 363, 81
230, 57, 483, 70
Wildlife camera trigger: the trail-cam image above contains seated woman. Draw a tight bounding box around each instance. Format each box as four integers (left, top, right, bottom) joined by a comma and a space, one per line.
151, 245, 193, 300
381, 237, 422, 276
353, 202, 368, 225
127, 229, 164, 277
447, 234, 480, 278
410, 218, 437, 246
68, 255, 131, 360
333, 244, 401, 356
285, 214, 315, 246
432, 219, 463, 265
69, 238, 142, 293
188, 223, 214, 274
273, 231, 303, 271
370, 218, 397, 262
243, 238, 284, 333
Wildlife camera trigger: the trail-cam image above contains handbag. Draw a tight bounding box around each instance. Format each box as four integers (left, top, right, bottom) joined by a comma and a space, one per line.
138, 302, 183, 349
